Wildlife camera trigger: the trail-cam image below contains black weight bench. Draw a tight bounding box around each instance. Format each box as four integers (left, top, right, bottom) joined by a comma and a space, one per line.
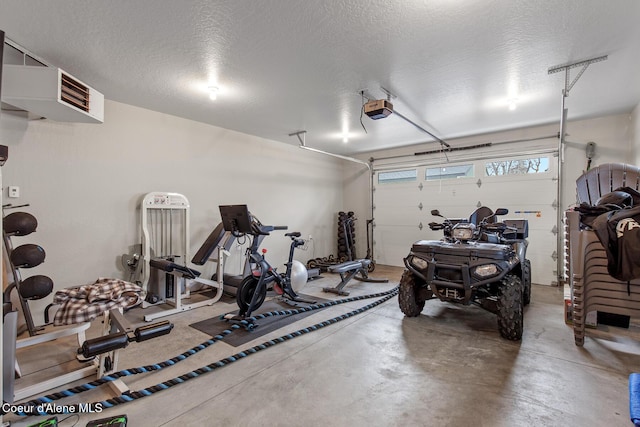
322, 259, 388, 296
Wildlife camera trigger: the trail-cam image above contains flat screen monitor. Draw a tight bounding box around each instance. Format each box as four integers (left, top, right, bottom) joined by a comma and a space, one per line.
219, 204, 253, 234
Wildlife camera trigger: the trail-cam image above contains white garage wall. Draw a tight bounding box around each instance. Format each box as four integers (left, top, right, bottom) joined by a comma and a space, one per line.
343, 113, 635, 272
632, 103, 640, 165
0, 100, 344, 318
561, 114, 635, 205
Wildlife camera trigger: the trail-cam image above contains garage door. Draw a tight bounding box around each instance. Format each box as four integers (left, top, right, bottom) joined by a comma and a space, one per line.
373, 152, 557, 285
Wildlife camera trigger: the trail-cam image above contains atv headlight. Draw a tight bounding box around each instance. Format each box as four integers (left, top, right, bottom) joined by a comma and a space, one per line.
473, 264, 498, 277
452, 224, 475, 241
410, 256, 429, 270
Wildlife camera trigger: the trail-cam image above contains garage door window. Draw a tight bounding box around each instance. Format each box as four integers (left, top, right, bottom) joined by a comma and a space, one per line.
485, 157, 550, 176
426, 164, 474, 181
378, 169, 417, 184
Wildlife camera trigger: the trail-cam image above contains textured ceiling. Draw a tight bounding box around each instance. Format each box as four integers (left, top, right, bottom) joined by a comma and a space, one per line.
1, 0, 640, 155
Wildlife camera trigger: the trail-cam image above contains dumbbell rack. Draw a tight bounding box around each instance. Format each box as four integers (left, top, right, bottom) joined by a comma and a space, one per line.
337, 211, 357, 262
305, 211, 357, 272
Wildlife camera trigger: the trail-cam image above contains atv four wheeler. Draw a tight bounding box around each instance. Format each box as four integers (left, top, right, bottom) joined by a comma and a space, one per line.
399, 206, 531, 340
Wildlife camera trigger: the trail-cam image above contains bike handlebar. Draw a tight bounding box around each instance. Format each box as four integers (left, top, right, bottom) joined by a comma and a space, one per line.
252, 225, 288, 235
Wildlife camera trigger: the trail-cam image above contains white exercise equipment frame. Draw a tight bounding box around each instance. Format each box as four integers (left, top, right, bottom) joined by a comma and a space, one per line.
140, 192, 222, 322
4, 311, 129, 403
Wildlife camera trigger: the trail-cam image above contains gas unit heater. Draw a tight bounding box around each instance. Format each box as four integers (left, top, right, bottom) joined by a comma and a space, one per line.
1, 64, 104, 123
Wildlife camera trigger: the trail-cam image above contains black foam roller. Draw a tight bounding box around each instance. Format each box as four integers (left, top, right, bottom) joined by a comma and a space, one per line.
79, 332, 129, 358
134, 320, 173, 342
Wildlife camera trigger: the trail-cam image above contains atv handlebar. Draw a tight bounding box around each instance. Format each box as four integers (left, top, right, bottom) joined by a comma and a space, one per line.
484, 223, 506, 232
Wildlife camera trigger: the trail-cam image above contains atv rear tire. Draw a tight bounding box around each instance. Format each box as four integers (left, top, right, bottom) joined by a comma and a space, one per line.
398, 270, 427, 317
497, 274, 524, 340
523, 259, 532, 306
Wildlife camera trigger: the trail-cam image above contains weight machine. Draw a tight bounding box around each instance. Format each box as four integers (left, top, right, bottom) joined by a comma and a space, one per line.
140, 192, 223, 322
2, 206, 96, 402
2, 206, 171, 402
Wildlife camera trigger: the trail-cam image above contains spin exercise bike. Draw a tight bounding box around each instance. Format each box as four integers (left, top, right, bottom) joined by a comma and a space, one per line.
220, 205, 316, 328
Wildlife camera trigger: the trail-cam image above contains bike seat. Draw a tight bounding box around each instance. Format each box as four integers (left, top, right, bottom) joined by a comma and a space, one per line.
285, 232, 301, 238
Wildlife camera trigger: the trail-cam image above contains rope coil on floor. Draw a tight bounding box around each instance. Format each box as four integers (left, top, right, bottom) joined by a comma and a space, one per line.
10, 286, 398, 417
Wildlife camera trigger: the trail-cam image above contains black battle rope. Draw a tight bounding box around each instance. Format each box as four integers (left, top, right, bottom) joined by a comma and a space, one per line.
12, 286, 398, 417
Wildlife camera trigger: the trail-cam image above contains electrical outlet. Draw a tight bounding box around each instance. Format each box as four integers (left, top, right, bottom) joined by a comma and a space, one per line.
308, 235, 312, 240
8, 186, 19, 198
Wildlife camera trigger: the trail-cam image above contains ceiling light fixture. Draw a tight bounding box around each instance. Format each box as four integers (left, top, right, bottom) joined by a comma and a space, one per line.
208, 86, 219, 101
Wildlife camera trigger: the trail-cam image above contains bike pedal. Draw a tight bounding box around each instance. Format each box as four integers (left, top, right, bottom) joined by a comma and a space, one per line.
273, 283, 284, 295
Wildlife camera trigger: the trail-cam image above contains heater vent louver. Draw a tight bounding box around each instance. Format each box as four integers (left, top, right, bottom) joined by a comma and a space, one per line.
1, 64, 104, 123
60, 73, 90, 112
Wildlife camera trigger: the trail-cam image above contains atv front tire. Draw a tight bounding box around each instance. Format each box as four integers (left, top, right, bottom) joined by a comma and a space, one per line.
398, 270, 428, 317
523, 259, 532, 306
497, 274, 524, 340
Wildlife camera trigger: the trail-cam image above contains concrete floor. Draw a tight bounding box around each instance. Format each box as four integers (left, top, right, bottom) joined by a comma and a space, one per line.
5, 265, 640, 427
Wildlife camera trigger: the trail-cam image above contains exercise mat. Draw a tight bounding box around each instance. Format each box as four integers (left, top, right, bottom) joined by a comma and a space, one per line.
189, 294, 330, 347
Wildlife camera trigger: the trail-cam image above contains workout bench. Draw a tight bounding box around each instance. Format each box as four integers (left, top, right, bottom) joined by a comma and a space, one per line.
323, 259, 388, 296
